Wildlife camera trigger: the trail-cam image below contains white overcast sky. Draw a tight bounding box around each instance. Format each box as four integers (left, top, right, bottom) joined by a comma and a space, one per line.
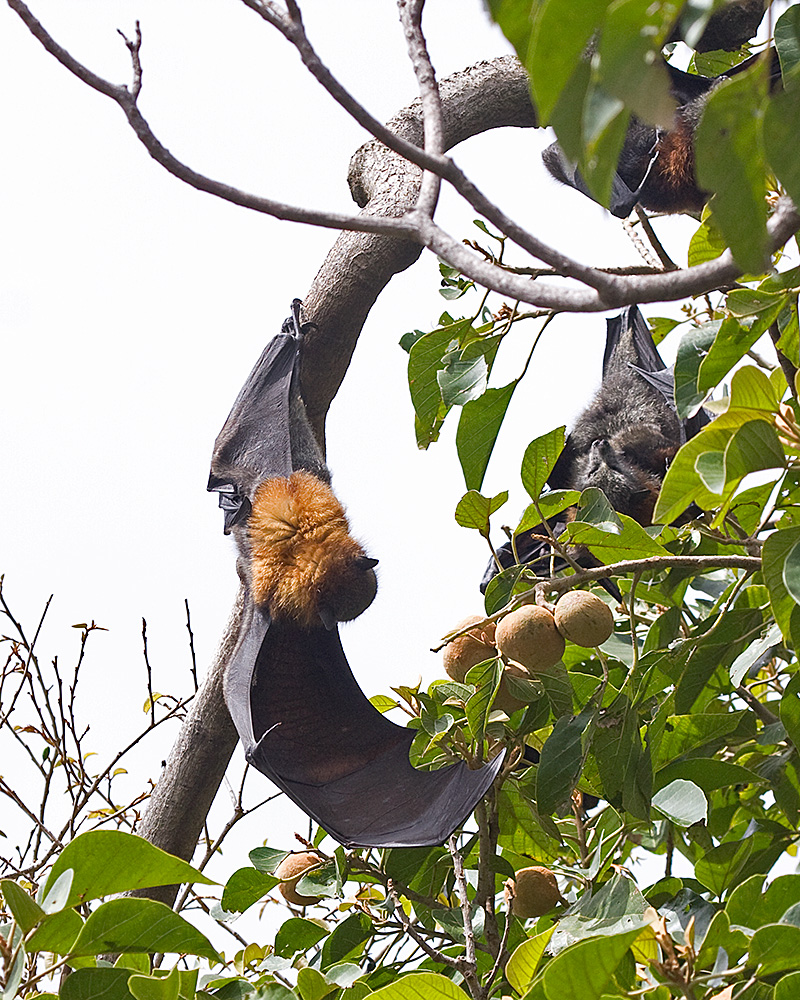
0, 0, 719, 936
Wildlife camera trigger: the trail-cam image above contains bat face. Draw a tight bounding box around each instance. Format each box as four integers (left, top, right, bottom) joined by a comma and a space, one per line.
213, 301, 503, 847
552, 306, 685, 522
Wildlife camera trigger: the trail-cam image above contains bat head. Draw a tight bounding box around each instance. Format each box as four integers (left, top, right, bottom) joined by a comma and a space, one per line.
248, 472, 379, 629
576, 432, 672, 524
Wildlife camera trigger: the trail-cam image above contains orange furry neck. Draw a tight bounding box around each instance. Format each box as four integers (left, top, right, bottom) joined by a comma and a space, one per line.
248, 472, 376, 628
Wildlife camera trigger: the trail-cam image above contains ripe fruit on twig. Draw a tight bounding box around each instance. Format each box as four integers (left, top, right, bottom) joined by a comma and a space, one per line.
504, 865, 562, 918
495, 606, 565, 671
554, 591, 614, 648
275, 851, 324, 906
443, 615, 497, 682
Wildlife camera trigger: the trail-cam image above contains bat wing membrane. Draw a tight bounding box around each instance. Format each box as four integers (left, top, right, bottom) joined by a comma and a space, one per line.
225, 612, 503, 848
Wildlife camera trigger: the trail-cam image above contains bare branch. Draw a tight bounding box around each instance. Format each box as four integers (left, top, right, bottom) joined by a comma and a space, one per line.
399, 0, 443, 218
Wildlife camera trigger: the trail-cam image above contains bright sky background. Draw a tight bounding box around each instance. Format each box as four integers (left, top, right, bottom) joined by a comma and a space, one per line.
1, 0, 722, 945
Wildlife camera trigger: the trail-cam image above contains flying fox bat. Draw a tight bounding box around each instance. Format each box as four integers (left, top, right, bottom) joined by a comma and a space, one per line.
210, 300, 503, 848
543, 50, 780, 218
483, 305, 705, 591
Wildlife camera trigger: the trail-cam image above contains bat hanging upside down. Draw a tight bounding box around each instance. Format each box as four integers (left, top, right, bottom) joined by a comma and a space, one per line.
210, 300, 503, 849
483, 305, 707, 591
543, 49, 781, 218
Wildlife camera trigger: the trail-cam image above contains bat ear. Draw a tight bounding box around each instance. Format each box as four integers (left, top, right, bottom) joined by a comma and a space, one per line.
211, 487, 252, 534
318, 604, 337, 631
357, 557, 379, 570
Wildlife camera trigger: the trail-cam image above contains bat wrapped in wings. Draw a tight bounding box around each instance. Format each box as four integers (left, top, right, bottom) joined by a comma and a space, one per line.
543, 48, 781, 219
210, 300, 503, 848
483, 305, 707, 592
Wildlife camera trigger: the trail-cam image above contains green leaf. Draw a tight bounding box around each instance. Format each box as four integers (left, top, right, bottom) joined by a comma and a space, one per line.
526, 0, 610, 123
221, 867, 280, 915
574, 487, 623, 533
694, 839, 753, 898
674, 321, 718, 419
537, 712, 591, 815
437, 355, 488, 407
369, 695, 398, 713
521, 427, 567, 500
776, 3, 800, 78
128, 967, 180, 1000
566, 512, 664, 561
454, 490, 508, 537
59, 968, 136, 1000
655, 368, 781, 524
552, 872, 648, 946
274, 918, 328, 958
592, 701, 640, 801
729, 873, 800, 928
730, 621, 782, 686
25, 906, 83, 955
320, 912, 372, 970
456, 382, 517, 491
408, 322, 469, 448
651, 779, 707, 827
778, 972, 800, 1000
297, 968, 337, 1000
781, 674, 800, 751
506, 926, 556, 994
542, 927, 644, 1000
578, 91, 631, 208
783, 541, 800, 604
763, 526, 800, 649
0, 879, 44, 933
654, 758, 761, 794
688, 215, 729, 268
42, 831, 214, 909
655, 712, 746, 767
253, 985, 299, 1000
765, 82, 800, 208
466, 658, 501, 742
70, 898, 221, 961
596, 0, 677, 128
368, 972, 470, 1000
698, 313, 781, 397
250, 847, 290, 874
695, 65, 770, 274
751, 923, 800, 976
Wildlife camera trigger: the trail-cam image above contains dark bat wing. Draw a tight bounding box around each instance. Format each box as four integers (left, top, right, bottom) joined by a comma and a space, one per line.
208, 301, 329, 533
225, 609, 504, 848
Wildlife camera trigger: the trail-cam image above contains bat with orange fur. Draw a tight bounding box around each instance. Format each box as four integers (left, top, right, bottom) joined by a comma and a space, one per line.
209, 301, 502, 848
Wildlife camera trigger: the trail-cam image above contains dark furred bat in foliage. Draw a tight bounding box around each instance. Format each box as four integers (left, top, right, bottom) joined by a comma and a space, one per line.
543, 49, 781, 218
483, 305, 705, 590
210, 300, 502, 848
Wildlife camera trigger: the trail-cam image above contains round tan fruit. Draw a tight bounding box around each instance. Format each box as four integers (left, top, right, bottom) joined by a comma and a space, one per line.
275, 851, 324, 906
443, 615, 496, 683
504, 866, 561, 918
495, 606, 565, 672
554, 591, 614, 648
493, 662, 531, 716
